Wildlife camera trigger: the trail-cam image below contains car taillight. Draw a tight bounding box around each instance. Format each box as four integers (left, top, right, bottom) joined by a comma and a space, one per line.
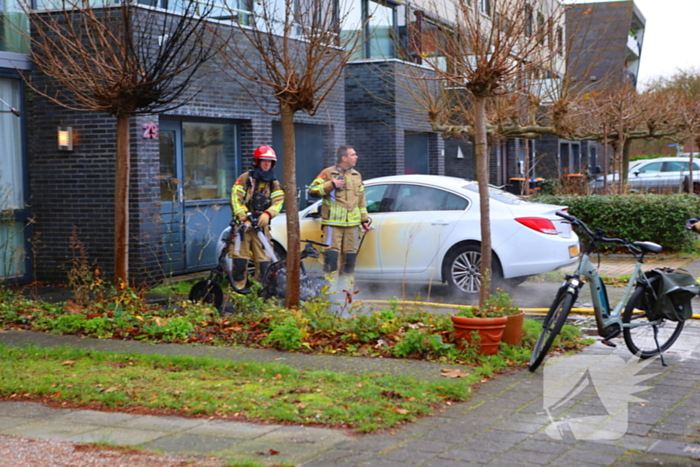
515, 217, 558, 235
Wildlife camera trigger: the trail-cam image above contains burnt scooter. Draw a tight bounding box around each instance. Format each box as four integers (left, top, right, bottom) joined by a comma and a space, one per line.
189, 213, 326, 312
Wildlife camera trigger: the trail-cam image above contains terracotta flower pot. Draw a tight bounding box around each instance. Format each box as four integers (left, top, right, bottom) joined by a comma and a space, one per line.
502, 312, 525, 346
451, 315, 507, 356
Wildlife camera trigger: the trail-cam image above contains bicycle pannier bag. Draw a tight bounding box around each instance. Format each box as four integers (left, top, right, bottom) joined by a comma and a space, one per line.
648, 268, 699, 322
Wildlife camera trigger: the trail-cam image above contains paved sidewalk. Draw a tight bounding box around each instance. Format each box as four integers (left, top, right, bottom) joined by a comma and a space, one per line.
1, 254, 700, 466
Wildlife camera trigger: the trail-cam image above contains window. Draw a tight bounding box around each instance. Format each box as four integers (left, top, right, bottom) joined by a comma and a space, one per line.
342, 0, 403, 60
524, 4, 533, 37
365, 184, 389, 213
479, 0, 490, 16
556, 25, 563, 56
0, 76, 25, 278
406, 12, 450, 71
393, 185, 467, 212
1, 0, 29, 54
636, 162, 662, 174
182, 122, 237, 201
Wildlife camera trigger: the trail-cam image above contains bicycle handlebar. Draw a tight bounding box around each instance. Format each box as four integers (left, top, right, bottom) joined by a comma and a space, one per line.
555, 211, 641, 255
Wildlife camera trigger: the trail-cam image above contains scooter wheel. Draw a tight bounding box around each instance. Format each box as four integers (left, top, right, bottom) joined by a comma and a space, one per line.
189, 280, 224, 310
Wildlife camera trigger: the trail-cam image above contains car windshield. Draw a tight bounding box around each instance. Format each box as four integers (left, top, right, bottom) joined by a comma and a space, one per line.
462, 184, 528, 205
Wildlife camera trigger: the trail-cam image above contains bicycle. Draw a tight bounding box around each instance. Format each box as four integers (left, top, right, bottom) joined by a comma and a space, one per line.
189, 217, 327, 312
529, 211, 693, 372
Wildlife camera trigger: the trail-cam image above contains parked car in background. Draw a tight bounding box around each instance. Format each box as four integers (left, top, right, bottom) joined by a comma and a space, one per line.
217, 175, 580, 296
592, 157, 700, 193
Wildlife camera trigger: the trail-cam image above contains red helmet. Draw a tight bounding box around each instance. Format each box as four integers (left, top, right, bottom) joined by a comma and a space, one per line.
253, 145, 277, 167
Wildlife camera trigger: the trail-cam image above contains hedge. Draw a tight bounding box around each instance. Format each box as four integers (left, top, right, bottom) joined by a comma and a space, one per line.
532, 194, 700, 253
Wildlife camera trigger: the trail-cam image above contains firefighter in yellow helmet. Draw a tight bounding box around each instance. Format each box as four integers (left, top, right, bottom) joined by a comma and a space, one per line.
230, 145, 284, 290
308, 145, 370, 288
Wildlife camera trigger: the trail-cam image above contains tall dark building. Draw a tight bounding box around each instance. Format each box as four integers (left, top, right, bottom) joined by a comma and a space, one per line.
567, 1, 646, 88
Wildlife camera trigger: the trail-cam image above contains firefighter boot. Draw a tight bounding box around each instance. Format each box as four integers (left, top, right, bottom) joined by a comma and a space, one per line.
258, 261, 271, 283
232, 258, 249, 291
324, 250, 339, 283
340, 252, 357, 291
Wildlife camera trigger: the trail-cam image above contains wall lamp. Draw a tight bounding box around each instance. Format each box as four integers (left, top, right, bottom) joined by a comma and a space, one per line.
58, 126, 74, 151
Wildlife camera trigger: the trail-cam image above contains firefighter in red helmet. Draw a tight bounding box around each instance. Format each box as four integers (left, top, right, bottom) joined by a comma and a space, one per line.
230, 145, 284, 290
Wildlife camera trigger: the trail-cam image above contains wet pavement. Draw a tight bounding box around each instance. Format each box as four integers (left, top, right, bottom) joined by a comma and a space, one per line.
2, 254, 700, 466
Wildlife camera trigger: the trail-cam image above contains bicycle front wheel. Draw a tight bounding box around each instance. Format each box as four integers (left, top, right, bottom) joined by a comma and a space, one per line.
623, 284, 684, 358
529, 290, 575, 372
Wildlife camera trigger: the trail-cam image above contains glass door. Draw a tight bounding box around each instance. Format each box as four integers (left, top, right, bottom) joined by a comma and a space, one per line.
159, 120, 185, 273
159, 119, 239, 274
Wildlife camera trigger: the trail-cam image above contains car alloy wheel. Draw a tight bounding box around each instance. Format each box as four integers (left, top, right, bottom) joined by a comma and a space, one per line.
445, 244, 504, 295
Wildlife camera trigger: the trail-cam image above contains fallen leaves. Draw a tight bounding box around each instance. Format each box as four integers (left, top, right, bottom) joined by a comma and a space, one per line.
440, 368, 469, 379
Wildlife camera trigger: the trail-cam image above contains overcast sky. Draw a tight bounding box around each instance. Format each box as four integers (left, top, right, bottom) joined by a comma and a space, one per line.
574, 0, 700, 88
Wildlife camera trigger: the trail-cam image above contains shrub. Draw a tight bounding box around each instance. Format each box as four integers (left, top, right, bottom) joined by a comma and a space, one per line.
262, 316, 304, 350
533, 194, 700, 252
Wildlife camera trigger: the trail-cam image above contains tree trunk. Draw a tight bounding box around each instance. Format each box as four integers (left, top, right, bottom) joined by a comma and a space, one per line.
474, 96, 492, 307
280, 103, 301, 308
620, 138, 632, 187
688, 134, 695, 193
114, 114, 130, 286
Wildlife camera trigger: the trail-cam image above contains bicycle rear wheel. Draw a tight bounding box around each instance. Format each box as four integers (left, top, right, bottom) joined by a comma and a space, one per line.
189, 280, 224, 311
529, 290, 575, 372
623, 284, 684, 358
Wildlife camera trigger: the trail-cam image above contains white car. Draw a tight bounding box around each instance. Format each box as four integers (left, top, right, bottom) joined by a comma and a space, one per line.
216, 174, 580, 296
592, 157, 700, 193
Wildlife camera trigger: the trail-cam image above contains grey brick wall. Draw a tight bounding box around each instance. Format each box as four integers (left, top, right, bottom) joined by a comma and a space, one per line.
345, 60, 444, 180
27, 8, 346, 285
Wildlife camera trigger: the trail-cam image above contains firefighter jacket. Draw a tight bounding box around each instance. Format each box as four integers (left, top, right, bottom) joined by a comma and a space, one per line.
308, 165, 369, 227
231, 171, 284, 224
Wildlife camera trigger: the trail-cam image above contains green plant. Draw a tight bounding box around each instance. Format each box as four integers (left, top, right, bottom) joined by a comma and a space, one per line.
262, 316, 304, 350
393, 329, 455, 358
66, 227, 104, 306
454, 289, 520, 318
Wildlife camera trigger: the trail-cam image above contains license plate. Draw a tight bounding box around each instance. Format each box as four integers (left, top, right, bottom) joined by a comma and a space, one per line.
569, 244, 580, 258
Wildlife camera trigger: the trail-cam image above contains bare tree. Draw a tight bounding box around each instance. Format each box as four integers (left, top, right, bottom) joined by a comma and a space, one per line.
654, 70, 700, 191
216, 0, 365, 308
19, 0, 218, 285
413, 0, 566, 306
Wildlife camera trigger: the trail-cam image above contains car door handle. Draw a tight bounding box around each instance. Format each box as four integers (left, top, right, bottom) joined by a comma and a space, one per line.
431, 221, 449, 226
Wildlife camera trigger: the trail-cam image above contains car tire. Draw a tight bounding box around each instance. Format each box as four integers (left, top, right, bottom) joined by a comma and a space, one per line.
444, 244, 503, 296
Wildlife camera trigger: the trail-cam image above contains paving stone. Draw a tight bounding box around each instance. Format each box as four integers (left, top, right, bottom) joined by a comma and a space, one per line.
140, 433, 240, 454
474, 429, 533, 444
0, 420, 101, 440
301, 449, 377, 466
378, 447, 439, 464
115, 414, 207, 431
495, 448, 562, 465
184, 419, 279, 439
556, 447, 624, 465
0, 401, 69, 419
648, 440, 700, 459
438, 447, 499, 463
64, 426, 171, 445
54, 409, 136, 426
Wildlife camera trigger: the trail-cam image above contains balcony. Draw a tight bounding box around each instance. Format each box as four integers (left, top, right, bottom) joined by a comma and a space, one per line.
626, 34, 640, 58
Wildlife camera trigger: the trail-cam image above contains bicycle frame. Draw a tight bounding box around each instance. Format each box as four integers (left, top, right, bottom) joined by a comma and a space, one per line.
570, 252, 649, 338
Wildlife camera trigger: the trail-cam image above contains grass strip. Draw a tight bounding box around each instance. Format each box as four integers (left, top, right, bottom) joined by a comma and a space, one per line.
0, 344, 471, 432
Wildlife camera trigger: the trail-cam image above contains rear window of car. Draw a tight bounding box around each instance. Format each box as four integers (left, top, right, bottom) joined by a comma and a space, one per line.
462, 184, 528, 205
393, 184, 468, 211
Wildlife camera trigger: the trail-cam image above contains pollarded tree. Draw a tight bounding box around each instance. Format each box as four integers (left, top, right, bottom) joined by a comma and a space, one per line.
216, 0, 366, 308
18, 0, 219, 285
418, 0, 566, 306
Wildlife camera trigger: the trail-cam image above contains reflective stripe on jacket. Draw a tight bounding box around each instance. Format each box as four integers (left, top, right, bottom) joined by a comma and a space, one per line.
308, 166, 368, 227
231, 171, 284, 223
